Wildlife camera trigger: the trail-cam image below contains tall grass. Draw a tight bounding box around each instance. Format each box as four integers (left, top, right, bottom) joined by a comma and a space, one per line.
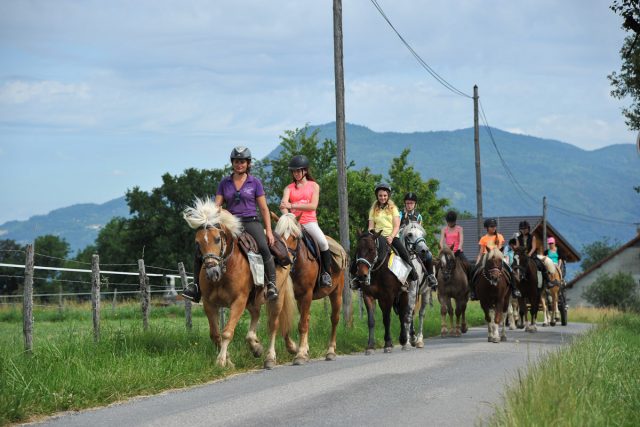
490, 312, 640, 427
0, 297, 486, 425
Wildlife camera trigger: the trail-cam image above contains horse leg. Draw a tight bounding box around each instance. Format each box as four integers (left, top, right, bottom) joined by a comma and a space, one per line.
551, 287, 559, 326
203, 302, 222, 348
217, 299, 246, 368
245, 301, 264, 358
517, 298, 526, 330
293, 292, 313, 365
486, 308, 496, 342
460, 299, 468, 334
399, 293, 411, 351
380, 300, 393, 353
454, 299, 463, 337
447, 299, 455, 337
439, 294, 448, 337
364, 294, 377, 355
499, 310, 508, 342
416, 297, 428, 348
325, 286, 343, 361
507, 298, 516, 330
540, 293, 549, 327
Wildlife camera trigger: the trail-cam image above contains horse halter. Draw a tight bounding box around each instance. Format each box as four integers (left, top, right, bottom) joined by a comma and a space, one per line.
482, 255, 503, 286
199, 225, 233, 274
354, 233, 383, 286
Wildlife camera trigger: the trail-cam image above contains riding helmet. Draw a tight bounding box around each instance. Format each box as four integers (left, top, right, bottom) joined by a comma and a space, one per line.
445, 210, 457, 223
230, 146, 252, 161
484, 218, 497, 228
404, 192, 418, 202
288, 154, 310, 170
518, 220, 530, 230
374, 183, 392, 195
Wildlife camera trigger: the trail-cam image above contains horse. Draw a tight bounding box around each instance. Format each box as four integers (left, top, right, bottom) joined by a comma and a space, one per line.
511, 246, 543, 333
352, 230, 412, 354
399, 222, 431, 347
273, 212, 347, 365
436, 244, 470, 337
538, 255, 563, 327
473, 247, 510, 343
183, 197, 296, 369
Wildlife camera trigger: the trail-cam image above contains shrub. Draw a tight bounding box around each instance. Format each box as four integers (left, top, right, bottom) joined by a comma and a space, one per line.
582, 272, 640, 312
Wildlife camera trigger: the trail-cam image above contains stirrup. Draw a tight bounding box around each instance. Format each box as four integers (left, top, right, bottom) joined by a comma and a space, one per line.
320, 272, 332, 288
182, 284, 201, 304
265, 283, 279, 301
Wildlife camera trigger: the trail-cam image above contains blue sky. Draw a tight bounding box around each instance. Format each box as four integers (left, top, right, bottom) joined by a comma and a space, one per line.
0, 0, 634, 224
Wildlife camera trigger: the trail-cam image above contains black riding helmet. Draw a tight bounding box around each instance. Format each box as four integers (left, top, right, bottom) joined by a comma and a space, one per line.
519, 220, 530, 230
374, 183, 392, 195
484, 218, 497, 228
404, 192, 418, 202
230, 146, 252, 161
288, 154, 309, 170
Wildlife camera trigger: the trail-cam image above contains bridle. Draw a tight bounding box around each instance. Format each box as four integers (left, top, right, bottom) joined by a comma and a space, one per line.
354, 233, 385, 286
199, 224, 234, 274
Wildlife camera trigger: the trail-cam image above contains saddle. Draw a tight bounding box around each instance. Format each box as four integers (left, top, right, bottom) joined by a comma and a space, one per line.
237, 230, 291, 267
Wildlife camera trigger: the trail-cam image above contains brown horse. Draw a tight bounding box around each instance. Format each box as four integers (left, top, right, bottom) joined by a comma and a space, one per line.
473, 247, 510, 343
274, 212, 347, 365
183, 198, 296, 369
436, 244, 470, 337
511, 246, 543, 332
352, 230, 412, 354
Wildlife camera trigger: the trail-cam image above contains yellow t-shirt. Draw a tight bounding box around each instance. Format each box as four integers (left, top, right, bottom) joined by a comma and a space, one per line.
369, 205, 400, 237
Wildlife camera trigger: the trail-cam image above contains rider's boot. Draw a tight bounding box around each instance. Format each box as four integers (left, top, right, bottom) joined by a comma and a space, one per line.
319, 250, 333, 288
264, 256, 279, 301
395, 240, 418, 281
423, 252, 438, 289
182, 248, 202, 303
510, 273, 521, 298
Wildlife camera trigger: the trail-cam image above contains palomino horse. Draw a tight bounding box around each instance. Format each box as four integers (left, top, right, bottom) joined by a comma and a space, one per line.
511, 246, 543, 332
183, 198, 296, 369
473, 247, 510, 343
539, 255, 563, 327
436, 244, 470, 337
399, 222, 431, 348
274, 213, 347, 365
352, 231, 412, 354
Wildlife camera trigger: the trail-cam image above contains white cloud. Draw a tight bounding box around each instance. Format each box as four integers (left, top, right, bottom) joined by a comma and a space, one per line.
0, 80, 90, 104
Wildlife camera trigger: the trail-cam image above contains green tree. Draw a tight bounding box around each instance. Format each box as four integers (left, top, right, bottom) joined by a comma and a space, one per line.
0, 239, 26, 295
582, 272, 640, 311
388, 148, 449, 248
33, 235, 70, 294
580, 238, 620, 272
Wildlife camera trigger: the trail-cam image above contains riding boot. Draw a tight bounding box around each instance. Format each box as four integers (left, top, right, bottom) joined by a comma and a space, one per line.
319, 250, 333, 288
264, 256, 279, 301
182, 247, 202, 303
423, 251, 437, 289
394, 239, 418, 281
510, 272, 521, 298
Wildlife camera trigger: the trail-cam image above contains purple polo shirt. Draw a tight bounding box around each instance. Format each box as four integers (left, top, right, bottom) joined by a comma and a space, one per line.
216, 174, 265, 218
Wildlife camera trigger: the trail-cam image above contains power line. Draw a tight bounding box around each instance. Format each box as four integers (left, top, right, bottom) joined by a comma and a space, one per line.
369, 0, 472, 99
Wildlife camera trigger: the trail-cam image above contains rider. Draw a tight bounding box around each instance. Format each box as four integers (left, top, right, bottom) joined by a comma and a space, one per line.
517, 221, 551, 285
368, 183, 418, 281
400, 192, 437, 288
279, 154, 332, 288
544, 236, 565, 278
182, 146, 279, 303
470, 218, 521, 300
439, 210, 468, 264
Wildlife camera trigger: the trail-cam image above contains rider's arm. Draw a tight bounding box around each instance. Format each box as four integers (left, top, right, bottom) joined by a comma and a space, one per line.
215, 194, 224, 207
389, 215, 400, 244
257, 195, 275, 245
528, 235, 537, 257
279, 186, 291, 214
458, 227, 464, 251
439, 227, 445, 250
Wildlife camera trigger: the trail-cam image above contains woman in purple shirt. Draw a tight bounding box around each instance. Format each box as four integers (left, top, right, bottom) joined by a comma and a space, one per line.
182, 146, 279, 303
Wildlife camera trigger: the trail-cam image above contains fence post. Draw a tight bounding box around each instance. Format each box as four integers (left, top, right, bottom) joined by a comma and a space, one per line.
23, 243, 34, 353
359, 290, 364, 319
91, 254, 101, 342
112, 288, 118, 314
57, 283, 64, 315
138, 259, 150, 331
178, 262, 192, 331
219, 308, 226, 329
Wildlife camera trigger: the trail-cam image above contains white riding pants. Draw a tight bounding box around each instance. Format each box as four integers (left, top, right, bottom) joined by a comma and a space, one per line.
302, 222, 329, 251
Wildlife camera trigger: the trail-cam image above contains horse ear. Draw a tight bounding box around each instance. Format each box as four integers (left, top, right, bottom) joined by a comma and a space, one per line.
356, 228, 363, 236
449, 243, 455, 251
270, 211, 280, 222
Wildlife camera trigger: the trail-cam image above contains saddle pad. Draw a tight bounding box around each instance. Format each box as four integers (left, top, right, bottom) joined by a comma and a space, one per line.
388, 253, 411, 283
326, 236, 348, 271
301, 228, 319, 260
238, 231, 258, 255
246, 251, 264, 286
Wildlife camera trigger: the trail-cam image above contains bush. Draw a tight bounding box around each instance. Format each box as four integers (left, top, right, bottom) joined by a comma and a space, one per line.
583, 272, 640, 312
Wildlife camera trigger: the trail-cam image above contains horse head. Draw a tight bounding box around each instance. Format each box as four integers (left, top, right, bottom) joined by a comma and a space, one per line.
274, 212, 302, 262
353, 230, 383, 286
401, 223, 429, 260
438, 244, 456, 282
511, 246, 530, 283
484, 247, 504, 287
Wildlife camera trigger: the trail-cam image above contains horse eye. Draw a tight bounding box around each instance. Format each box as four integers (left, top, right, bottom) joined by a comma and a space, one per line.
214, 236, 221, 244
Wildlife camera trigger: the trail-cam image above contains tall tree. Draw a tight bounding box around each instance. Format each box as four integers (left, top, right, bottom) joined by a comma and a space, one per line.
0, 239, 26, 295
580, 237, 620, 272
33, 234, 70, 293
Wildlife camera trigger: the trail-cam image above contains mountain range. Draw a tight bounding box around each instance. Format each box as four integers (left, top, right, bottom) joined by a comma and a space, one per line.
1, 123, 638, 256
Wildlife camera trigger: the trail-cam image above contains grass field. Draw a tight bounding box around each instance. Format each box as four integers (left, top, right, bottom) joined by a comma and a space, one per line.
490, 308, 640, 427
0, 294, 486, 425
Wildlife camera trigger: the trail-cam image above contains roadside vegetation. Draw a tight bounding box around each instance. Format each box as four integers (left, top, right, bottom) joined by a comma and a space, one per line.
490, 308, 639, 427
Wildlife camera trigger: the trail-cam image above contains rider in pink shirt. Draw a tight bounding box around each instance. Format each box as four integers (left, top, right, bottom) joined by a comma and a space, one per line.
439, 210, 468, 263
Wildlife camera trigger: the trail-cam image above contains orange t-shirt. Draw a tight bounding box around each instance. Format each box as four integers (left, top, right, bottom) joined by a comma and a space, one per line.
478, 233, 505, 254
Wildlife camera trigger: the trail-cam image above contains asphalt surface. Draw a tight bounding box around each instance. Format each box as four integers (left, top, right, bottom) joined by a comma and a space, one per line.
30, 322, 591, 427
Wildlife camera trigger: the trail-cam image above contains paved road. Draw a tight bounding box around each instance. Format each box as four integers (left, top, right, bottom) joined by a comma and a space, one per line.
32, 323, 591, 427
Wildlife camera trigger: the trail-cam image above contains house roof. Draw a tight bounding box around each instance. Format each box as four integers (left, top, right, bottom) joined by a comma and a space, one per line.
451, 216, 581, 263
566, 233, 640, 288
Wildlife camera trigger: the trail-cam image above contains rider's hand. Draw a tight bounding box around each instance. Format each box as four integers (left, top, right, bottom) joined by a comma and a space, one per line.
266, 230, 275, 246
386, 235, 393, 245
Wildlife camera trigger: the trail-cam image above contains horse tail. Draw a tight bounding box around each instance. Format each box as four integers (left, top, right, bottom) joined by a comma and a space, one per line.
277, 275, 296, 337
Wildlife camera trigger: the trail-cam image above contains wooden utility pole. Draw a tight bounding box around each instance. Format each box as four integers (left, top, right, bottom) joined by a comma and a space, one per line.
542, 196, 548, 252
473, 85, 483, 238
333, 0, 352, 325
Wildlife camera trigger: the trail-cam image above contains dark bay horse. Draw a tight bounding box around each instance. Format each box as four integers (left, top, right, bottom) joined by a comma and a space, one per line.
511, 246, 542, 332
473, 247, 510, 343
436, 244, 470, 337
183, 198, 296, 368
352, 231, 412, 354
274, 213, 347, 365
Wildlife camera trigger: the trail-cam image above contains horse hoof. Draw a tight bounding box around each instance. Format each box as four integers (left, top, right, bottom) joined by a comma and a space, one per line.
501, 335, 507, 342
542, 323, 549, 327
416, 341, 424, 349
384, 347, 393, 353
461, 325, 468, 334
441, 332, 447, 338
325, 352, 336, 361
251, 344, 264, 358
455, 331, 461, 337
550, 322, 556, 327
292, 357, 307, 366
487, 337, 492, 342
264, 359, 276, 370
509, 325, 516, 331
401, 344, 410, 351
517, 324, 525, 330
491, 337, 499, 343
365, 349, 375, 356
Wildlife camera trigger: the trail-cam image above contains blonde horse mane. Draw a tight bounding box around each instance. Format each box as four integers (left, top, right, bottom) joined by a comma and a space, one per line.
182, 196, 241, 237
275, 213, 301, 239
486, 247, 503, 262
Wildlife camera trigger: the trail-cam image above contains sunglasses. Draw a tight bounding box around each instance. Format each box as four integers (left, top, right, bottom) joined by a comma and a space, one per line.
234, 190, 241, 203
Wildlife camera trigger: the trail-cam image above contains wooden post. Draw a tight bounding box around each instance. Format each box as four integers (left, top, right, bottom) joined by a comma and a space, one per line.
473, 85, 483, 239
23, 243, 34, 353
112, 288, 118, 314
219, 308, 226, 329
91, 254, 101, 342
333, 0, 352, 327
57, 283, 64, 315
542, 196, 548, 252
178, 262, 192, 331
138, 259, 150, 331
359, 290, 364, 319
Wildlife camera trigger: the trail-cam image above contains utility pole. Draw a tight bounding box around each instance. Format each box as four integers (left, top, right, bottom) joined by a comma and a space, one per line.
333, 0, 352, 325
542, 196, 548, 252
473, 85, 483, 238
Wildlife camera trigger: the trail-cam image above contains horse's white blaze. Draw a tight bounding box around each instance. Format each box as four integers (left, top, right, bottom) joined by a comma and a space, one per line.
441, 255, 447, 268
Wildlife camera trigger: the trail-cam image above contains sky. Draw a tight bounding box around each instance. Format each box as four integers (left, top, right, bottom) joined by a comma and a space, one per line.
0, 0, 635, 225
